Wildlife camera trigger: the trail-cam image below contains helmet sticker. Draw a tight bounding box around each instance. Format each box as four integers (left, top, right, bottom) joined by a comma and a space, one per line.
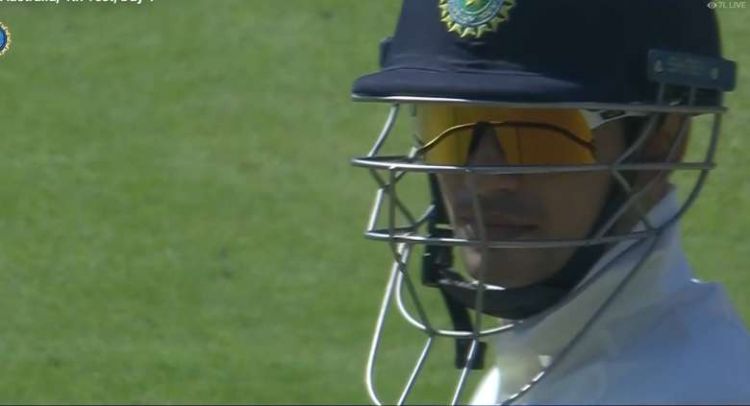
439, 0, 516, 39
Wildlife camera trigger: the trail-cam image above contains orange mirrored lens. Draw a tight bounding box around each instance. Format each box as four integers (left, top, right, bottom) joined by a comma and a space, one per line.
416, 105, 596, 165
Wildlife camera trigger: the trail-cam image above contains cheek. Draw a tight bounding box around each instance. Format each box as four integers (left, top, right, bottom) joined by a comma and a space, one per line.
536, 172, 613, 238
436, 174, 465, 219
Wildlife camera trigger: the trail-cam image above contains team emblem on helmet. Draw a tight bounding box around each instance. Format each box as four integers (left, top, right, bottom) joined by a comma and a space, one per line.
0, 22, 10, 57
439, 0, 516, 39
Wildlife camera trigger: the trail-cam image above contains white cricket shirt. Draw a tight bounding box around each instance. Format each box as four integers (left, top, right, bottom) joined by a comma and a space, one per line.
471, 189, 750, 405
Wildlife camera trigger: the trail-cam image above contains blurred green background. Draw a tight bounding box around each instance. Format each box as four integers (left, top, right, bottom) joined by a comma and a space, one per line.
0, 0, 747, 403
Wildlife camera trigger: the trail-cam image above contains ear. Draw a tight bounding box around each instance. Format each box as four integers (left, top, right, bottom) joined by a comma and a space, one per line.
640, 114, 691, 163
628, 114, 691, 207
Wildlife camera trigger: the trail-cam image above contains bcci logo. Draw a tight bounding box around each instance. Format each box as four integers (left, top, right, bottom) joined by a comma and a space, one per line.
439, 0, 517, 39
0, 22, 10, 57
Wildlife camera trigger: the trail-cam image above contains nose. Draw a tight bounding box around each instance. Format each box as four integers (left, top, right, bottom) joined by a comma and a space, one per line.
465, 123, 521, 192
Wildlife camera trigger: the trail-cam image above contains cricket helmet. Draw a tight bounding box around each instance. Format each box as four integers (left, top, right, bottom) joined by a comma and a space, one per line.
350, 0, 736, 404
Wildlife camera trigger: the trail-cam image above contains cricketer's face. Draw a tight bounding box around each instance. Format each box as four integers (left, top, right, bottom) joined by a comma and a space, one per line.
437, 121, 627, 288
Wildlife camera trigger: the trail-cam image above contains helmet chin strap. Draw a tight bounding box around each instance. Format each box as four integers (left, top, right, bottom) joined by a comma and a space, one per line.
423, 172, 628, 369
436, 241, 607, 320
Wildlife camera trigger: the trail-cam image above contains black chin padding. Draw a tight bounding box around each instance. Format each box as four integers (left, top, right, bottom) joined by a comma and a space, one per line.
436, 242, 606, 320
437, 271, 566, 320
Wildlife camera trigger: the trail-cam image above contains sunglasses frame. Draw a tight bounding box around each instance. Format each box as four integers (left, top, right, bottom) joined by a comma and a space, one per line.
416, 120, 597, 166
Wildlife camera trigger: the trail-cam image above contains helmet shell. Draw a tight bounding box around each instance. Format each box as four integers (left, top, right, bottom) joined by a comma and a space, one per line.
352, 0, 734, 106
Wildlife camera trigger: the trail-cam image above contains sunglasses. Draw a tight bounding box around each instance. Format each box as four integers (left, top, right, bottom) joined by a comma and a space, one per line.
415, 106, 644, 166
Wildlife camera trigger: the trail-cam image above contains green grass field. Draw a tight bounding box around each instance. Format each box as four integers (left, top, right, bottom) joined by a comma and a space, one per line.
0, 1, 747, 403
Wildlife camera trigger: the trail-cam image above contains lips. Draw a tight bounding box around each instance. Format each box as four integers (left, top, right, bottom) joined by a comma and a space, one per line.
457, 216, 538, 239
484, 224, 538, 239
